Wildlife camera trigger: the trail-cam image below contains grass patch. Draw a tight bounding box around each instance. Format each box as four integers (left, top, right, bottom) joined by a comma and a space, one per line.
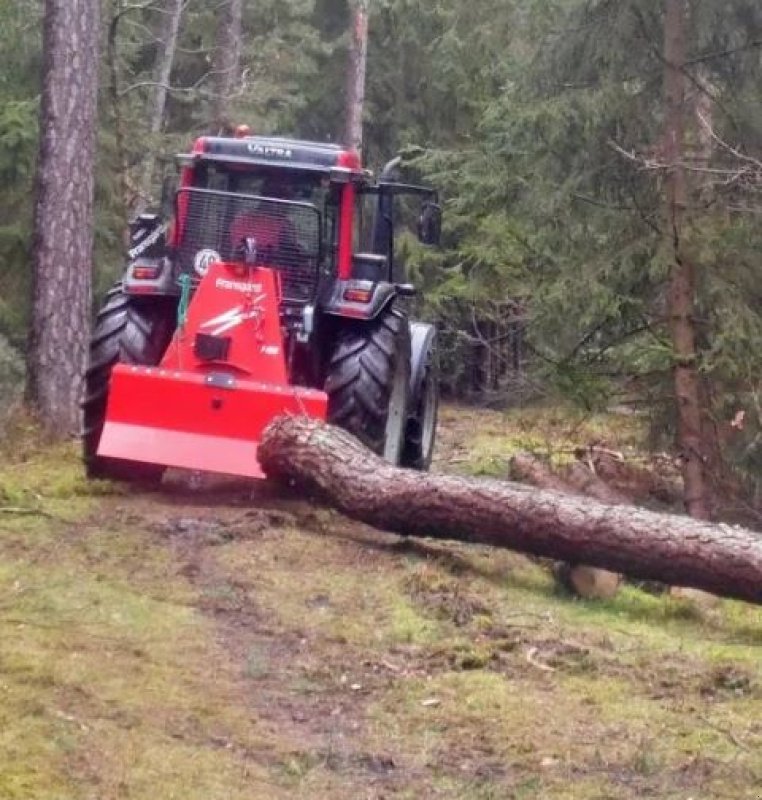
1, 404, 761, 799
0, 448, 291, 798
437, 403, 647, 477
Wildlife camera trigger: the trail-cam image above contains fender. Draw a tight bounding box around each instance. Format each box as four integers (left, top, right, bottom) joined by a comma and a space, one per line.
122, 256, 178, 296
320, 280, 398, 321
408, 322, 437, 406
122, 213, 178, 297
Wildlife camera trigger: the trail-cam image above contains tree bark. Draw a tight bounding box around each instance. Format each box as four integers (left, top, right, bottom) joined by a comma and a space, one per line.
210, 0, 243, 134
259, 417, 762, 605
510, 452, 570, 493
564, 461, 630, 505
136, 0, 185, 213
343, 0, 369, 152
27, 0, 100, 435
663, 0, 710, 520
511, 453, 623, 599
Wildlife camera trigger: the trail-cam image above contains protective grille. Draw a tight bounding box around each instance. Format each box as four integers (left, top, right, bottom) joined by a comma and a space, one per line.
175, 188, 322, 302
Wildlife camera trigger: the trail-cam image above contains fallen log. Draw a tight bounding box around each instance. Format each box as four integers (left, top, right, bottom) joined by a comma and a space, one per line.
510, 452, 571, 494
259, 417, 762, 605
564, 461, 630, 506
511, 453, 622, 600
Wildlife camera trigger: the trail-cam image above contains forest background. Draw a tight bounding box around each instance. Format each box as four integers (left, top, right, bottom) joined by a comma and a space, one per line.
0, 0, 761, 517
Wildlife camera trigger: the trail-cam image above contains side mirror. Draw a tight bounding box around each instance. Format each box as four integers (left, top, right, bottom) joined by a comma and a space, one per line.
417, 202, 442, 246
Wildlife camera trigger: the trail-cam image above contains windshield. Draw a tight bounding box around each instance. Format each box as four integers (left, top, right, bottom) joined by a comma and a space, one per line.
191, 161, 341, 273
193, 163, 339, 237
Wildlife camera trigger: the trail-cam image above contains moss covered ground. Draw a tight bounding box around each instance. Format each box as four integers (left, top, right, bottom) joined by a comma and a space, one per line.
0, 405, 759, 798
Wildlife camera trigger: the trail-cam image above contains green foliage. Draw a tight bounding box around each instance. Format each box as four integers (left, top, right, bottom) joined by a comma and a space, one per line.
397, 0, 762, 493
0, 0, 760, 498
0, 3, 40, 360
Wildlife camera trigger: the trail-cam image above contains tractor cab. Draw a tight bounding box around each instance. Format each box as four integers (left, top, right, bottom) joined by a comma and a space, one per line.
130, 133, 440, 309
84, 131, 442, 482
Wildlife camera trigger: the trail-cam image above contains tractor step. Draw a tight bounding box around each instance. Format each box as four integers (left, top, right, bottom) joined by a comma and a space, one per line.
97, 365, 327, 478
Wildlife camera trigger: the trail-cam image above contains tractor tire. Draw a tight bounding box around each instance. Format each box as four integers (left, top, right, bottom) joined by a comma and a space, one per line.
82, 284, 175, 483
401, 327, 439, 471
325, 304, 411, 465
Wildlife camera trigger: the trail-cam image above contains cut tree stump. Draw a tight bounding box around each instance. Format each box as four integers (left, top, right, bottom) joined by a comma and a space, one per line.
259, 417, 762, 606
567, 457, 718, 605
552, 563, 621, 600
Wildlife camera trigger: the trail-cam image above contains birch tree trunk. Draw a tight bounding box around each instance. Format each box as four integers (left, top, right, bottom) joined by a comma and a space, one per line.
259, 417, 762, 605
27, 0, 100, 435
136, 0, 185, 213
663, 0, 710, 520
210, 0, 243, 134
344, 0, 369, 153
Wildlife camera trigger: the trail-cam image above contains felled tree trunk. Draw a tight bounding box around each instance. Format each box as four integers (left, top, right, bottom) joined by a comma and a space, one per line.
259, 417, 762, 605
564, 461, 630, 505
510, 453, 570, 493
511, 454, 622, 599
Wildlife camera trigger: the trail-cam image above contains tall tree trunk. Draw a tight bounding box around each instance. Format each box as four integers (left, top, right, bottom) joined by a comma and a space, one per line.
106, 1, 130, 213
690, 71, 725, 496
344, 0, 369, 152
27, 0, 100, 435
136, 0, 184, 213
210, 0, 243, 134
259, 417, 762, 605
663, 0, 709, 520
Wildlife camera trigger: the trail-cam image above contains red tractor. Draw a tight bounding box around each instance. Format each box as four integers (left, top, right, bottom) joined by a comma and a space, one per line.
83, 132, 442, 481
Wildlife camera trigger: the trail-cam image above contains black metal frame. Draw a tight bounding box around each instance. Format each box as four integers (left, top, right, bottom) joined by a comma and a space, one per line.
173, 187, 324, 303
361, 182, 440, 282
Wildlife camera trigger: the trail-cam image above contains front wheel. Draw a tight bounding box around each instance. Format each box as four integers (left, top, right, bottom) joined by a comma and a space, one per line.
82, 285, 175, 482
324, 304, 411, 464
401, 326, 439, 471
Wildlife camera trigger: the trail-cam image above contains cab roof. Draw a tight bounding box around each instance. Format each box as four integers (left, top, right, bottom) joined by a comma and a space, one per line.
180, 135, 364, 178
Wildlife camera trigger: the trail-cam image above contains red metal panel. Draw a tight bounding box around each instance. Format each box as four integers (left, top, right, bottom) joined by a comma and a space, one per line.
171, 137, 207, 247
98, 261, 327, 479
337, 150, 361, 170
161, 262, 287, 383
100, 423, 265, 479
98, 367, 327, 477
337, 182, 355, 280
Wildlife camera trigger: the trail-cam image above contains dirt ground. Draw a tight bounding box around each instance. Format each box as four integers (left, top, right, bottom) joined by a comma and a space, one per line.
0, 405, 760, 799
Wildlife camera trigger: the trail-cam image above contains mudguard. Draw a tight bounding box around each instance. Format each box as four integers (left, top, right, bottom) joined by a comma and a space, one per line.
122, 214, 178, 297
408, 322, 437, 406
122, 256, 178, 296
320, 279, 398, 321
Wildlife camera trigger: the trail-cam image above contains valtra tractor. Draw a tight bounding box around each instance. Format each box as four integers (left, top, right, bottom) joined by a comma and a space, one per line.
83, 131, 442, 481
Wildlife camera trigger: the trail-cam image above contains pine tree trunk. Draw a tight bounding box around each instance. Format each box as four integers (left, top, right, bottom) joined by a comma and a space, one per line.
259, 417, 762, 605
210, 0, 243, 134
512, 454, 623, 599
27, 0, 100, 435
344, 0, 369, 152
663, 0, 710, 520
136, 0, 184, 213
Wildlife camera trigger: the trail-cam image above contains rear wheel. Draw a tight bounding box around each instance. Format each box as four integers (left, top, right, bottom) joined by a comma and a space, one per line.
82, 285, 175, 482
325, 304, 411, 464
